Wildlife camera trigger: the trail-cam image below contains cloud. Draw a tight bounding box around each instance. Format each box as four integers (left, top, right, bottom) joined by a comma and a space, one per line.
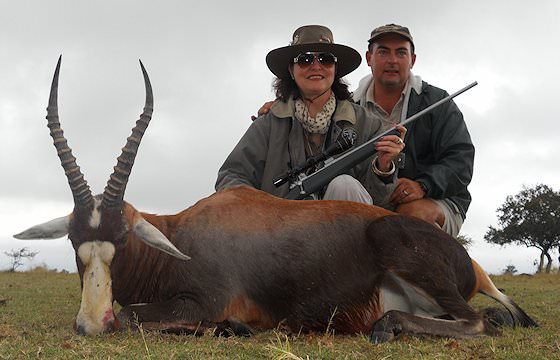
2, 0, 559, 275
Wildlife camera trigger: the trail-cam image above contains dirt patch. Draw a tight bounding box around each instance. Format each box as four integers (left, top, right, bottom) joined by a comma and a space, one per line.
0, 324, 19, 338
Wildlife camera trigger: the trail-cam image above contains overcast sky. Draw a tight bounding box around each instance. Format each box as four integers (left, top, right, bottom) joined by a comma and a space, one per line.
1, 1, 559, 274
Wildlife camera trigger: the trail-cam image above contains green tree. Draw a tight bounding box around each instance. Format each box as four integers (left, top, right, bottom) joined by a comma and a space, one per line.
484, 184, 560, 273
456, 234, 473, 249
502, 264, 518, 275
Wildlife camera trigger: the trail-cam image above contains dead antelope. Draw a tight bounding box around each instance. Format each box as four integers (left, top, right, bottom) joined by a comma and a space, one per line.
14, 57, 538, 342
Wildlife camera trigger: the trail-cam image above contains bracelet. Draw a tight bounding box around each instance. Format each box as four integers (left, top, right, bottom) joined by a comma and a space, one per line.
371, 155, 396, 177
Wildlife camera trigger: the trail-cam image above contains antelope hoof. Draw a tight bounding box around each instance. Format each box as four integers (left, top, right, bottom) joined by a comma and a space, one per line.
370, 330, 395, 344
370, 313, 402, 344
482, 307, 514, 328
214, 318, 254, 337
115, 307, 136, 330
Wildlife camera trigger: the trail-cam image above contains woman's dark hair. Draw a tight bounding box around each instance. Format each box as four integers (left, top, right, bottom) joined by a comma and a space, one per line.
273, 74, 352, 102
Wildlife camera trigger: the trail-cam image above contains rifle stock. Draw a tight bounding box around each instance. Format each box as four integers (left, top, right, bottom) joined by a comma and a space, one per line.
284, 81, 478, 200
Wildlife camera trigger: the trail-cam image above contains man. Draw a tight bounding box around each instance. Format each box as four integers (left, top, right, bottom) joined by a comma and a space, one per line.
353, 24, 474, 237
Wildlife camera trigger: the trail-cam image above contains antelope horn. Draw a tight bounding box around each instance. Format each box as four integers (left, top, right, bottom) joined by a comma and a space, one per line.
47, 55, 94, 209
102, 60, 153, 208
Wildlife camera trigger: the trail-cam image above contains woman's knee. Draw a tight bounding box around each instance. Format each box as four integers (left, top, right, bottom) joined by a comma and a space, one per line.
323, 175, 373, 204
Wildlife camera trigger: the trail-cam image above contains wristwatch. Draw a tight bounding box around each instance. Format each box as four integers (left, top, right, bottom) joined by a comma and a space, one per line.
417, 180, 430, 196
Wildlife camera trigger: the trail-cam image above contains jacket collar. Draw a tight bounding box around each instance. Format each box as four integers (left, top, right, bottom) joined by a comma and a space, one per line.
271, 96, 357, 125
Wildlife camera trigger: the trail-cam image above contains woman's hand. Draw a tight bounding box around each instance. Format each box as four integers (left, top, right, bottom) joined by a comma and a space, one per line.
374, 125, 407, 172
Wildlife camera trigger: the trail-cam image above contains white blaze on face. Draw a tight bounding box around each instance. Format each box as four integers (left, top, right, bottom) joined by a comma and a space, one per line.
75, 241, 116, 335
88, 200, 102, 228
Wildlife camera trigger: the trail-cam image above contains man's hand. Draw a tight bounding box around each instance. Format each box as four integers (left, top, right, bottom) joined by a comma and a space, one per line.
390, 177, 426, 205
251, 100, 276, 121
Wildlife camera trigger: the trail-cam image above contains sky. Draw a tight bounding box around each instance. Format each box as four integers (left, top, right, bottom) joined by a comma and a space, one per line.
1, 0, 558, 274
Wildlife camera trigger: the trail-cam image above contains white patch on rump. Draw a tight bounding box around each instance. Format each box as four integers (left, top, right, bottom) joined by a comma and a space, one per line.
75, 241, 116, 335
380, 272, 445, 318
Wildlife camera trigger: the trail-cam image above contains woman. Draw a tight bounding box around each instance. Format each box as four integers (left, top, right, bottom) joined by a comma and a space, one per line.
216, 25, 405, 207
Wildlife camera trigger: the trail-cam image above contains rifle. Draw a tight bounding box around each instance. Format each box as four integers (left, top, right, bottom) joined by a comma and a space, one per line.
278, 81, 478, 200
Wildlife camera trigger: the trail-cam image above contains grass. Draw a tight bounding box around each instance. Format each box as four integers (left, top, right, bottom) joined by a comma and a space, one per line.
0, 270, 559, 359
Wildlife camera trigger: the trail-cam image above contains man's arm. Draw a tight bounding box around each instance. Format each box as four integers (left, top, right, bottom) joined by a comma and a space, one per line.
413, 98, 474, 199
251, 101, 276, 121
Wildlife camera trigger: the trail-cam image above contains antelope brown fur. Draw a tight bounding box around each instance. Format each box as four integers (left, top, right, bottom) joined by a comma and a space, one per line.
14, 57, 538, 341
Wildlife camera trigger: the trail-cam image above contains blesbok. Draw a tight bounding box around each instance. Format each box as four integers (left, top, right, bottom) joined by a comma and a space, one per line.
14, 57, 538, 341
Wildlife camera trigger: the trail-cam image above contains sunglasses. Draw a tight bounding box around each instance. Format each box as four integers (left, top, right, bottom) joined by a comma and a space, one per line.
293, 52, 337, 67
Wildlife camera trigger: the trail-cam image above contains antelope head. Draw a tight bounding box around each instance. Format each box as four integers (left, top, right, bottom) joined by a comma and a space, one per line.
13, 57, 190, 335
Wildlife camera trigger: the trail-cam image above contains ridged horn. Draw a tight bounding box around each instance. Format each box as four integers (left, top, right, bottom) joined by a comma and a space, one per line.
102, 60, 153, 208
46, 55, 94, 209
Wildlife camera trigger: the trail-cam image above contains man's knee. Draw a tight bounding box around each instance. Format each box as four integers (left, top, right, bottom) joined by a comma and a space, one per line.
396, 199, 462, 238
396, 199, 444, 226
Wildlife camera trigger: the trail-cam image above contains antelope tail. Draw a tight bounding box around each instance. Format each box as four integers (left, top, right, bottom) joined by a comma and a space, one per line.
471, 259, 538, 328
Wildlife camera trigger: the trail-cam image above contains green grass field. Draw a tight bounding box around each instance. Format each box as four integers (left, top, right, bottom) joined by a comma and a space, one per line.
0, 270, 558, 359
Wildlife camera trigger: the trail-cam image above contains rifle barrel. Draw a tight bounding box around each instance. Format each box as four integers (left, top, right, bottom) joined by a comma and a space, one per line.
402, 81, 477, 127
285, 81, 478, 200
375, 81, 478, 141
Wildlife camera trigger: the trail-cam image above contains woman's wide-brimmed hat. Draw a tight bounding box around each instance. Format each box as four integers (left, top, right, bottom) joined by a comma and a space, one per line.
266, 25, 361, 80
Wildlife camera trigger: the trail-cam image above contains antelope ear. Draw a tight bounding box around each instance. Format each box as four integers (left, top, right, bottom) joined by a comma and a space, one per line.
14, 215, 70, 239
132, 217, 191, 261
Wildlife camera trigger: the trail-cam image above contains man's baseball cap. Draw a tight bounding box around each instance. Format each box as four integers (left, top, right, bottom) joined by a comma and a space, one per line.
368, 24, 414, 49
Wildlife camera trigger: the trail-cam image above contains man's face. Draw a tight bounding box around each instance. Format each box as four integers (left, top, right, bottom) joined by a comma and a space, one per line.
366, 33, 416, 91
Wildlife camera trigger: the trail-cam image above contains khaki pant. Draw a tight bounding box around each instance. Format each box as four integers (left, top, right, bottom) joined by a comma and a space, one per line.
323, 175, 463, 238
434, 199, 464, 238
322, 175, 373, 204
